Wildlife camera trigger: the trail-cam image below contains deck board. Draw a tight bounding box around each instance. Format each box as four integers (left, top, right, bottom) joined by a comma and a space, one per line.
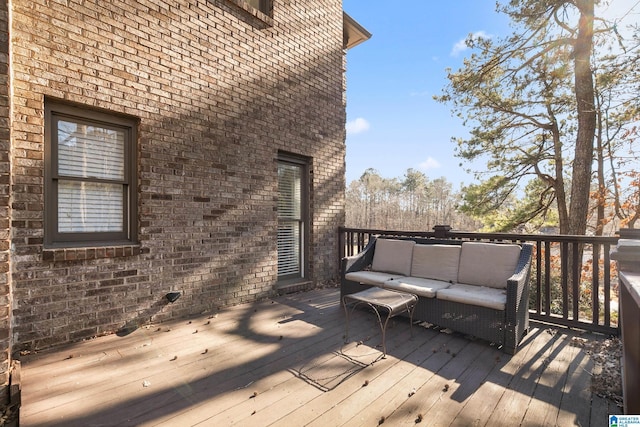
484, 328, 560, 426
556, 338, 595, 427
521, 332, 576, 426
448, 329, 542, 427
279, 327, 436, 426
19, 287, 621, 427
349, 332, 464, 427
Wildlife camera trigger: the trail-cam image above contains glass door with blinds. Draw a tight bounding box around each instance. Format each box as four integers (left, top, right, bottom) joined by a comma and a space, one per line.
277, 157, 308, 281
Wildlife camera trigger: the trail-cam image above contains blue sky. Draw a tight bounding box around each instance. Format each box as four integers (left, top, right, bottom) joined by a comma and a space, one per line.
343, 0, 639, 189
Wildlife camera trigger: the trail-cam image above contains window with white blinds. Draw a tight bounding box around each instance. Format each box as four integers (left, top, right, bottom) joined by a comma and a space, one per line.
277, 158, 307, 280
45, 102, 137, 246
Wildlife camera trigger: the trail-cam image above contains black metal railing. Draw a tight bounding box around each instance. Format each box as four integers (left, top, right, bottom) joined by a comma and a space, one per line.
339, 226, 620, 335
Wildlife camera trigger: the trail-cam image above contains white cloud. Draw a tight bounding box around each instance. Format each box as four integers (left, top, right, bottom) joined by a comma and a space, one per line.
419, 157, 441, 170
346, 117, 370, 135
450, 30, 491, 56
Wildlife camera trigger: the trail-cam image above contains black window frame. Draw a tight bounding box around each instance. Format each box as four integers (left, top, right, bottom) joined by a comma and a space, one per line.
44, 101, 138, 248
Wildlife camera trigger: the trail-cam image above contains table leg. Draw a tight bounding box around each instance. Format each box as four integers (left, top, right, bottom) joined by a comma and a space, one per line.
342, 296, 351, 343
342, 292, 417, 358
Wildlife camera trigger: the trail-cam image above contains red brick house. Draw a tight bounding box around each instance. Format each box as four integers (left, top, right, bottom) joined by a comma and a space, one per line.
0, 0, 369, 418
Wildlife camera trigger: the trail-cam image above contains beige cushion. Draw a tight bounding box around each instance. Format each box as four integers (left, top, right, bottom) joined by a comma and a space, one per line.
382, 276, 452, 298
411, 244, 461, 283
345, 271, 404, 286
457, 242, 521, 289
436, 283, 507, 310
371, 239, 415, 276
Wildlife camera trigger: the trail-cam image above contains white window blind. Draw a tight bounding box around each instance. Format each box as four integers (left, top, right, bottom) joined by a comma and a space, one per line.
54, 117, 128, 235
277, 162, 303, 278
58, 181, 123, 232
277, 223, 301, 276
57, 120, 125, 180
278, 164, 301, 220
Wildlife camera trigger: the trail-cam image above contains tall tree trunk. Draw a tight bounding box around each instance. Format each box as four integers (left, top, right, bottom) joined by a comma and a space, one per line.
551, 119, 570, 234
567, 0, 596, 303
595, 93, 605, 236
569, 0, 596, 236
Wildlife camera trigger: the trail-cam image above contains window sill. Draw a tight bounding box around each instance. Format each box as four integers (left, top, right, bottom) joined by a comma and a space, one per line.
225, 0, 274, 26
43, 244, 141, 262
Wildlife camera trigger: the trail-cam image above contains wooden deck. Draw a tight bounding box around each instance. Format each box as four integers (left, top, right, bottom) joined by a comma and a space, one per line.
20, 288, 621, 426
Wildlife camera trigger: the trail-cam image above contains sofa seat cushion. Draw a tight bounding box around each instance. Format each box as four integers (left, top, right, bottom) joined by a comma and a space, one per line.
383, 276, 452, 298
371, 239, 416, 276
436, 283, 507, 311
410, 244, 461, 283
345, 271, 405, 286
457, 242, 521, 289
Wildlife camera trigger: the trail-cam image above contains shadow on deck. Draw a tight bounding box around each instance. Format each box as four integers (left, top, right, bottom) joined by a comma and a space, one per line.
19, 288, 621, 426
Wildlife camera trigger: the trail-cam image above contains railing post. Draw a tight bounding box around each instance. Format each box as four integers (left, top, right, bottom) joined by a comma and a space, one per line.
338, 226, 345, 268
433, 225, 452, 238
611, 229, 640, 414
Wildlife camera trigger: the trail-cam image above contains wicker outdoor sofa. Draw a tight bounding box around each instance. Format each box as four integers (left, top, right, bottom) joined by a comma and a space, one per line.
341, 237, 534, 354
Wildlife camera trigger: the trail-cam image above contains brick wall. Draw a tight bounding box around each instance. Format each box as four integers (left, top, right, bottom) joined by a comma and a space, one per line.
0, 0, 11, 408
9, 0, 346, 352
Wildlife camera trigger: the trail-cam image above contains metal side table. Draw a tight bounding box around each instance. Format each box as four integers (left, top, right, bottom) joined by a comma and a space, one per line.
343, 287, 418, 357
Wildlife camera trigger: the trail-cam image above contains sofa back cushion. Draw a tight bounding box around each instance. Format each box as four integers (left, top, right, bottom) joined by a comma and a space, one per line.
411, 244, 461, 283
457, 242, 521, 289
371, 239, 415, 276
